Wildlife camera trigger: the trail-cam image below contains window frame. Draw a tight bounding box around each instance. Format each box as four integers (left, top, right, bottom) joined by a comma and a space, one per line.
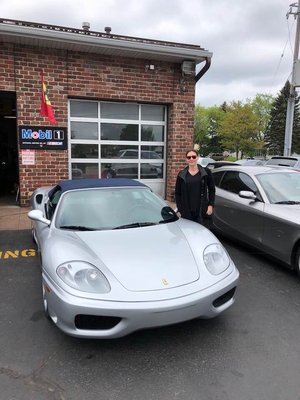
68, 100, 166, 181
218, 170, 261, 199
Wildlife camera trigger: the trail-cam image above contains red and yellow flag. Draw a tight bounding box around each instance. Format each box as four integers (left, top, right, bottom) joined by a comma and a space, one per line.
40, 71, 57, 124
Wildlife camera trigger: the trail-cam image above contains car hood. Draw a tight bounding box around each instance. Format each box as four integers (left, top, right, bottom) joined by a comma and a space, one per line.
74, 222, 200, 292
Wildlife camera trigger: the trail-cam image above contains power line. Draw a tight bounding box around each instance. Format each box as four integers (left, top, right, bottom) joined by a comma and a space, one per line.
270, 19, 295, 93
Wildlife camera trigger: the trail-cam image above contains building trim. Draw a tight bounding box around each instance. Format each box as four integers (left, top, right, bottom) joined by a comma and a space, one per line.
0, 18, 212, 64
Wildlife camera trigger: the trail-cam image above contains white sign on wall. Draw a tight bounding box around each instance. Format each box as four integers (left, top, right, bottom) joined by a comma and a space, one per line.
21, 149, 35, 165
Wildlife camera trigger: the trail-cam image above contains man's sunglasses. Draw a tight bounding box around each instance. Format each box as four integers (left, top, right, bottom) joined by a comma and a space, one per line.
186, 155, 197, 160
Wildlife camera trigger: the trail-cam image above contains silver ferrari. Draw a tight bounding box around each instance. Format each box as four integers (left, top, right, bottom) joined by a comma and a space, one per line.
28, 178, 239, 339
212, 165, 300, 276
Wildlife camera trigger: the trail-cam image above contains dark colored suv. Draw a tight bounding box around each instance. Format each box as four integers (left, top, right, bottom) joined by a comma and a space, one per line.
208, 153, 224, 161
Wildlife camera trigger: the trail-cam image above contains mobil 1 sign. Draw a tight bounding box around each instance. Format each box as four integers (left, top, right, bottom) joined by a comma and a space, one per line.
19, 125, 67, 150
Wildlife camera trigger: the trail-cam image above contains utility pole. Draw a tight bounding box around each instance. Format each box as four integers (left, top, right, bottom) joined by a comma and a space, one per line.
284, 2, 300, 156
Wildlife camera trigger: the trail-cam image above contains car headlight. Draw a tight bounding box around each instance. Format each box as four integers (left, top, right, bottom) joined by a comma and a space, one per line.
57, 261, 111, 293
203, 243, 230, 275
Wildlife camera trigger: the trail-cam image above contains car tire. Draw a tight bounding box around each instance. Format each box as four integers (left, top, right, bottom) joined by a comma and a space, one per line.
42, 283, 51, 319
294, 248, 300, 277
31, 226, 36, 244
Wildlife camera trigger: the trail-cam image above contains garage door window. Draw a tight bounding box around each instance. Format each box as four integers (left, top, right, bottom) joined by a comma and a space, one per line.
69, 100, 166, 182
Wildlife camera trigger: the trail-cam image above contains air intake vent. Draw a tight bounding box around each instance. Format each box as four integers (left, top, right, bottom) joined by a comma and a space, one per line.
181, 61, 195, 75
75, 314, 121, 330
82, 22, 90, 31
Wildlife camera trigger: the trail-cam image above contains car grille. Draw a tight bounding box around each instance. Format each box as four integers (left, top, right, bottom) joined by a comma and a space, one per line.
75, 315, 121, 330
213, 287, 236, 308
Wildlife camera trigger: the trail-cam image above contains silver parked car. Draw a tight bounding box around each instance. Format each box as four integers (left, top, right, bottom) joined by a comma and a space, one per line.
235, 159, 266, 166
28, 178, 239, 339
211, 165, 300, 276
197, 157, 215, 167
265, 156, 300, 170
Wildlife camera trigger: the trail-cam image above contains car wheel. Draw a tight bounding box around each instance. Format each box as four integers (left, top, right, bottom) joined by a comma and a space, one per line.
42, 283, 51, 319
31, 226, 36, 244
294, 247, 300, 277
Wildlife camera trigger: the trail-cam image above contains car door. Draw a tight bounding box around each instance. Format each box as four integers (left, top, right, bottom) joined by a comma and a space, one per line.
213, 170, 265, 247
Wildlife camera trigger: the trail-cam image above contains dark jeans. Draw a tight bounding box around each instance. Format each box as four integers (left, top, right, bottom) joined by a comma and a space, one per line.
189, 212, 212, 230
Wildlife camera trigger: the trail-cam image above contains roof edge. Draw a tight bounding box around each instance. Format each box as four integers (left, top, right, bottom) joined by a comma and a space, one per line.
0, 18, 212, 63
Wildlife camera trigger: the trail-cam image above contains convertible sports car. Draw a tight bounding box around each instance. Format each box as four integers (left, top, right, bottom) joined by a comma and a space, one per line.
211, 165, 300, 276
28, 178, 239, 339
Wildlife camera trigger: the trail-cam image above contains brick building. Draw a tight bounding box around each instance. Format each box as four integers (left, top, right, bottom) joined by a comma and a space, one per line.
0, 18, 212, 206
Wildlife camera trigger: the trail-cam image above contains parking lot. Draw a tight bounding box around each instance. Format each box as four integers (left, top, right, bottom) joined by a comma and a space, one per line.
1, 227, 300, 400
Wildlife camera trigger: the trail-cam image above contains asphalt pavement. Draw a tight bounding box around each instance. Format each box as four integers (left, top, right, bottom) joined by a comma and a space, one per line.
1, 224, 300, 400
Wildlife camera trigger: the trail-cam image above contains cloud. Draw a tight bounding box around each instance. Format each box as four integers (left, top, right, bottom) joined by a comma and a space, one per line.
1, 0, 295, 106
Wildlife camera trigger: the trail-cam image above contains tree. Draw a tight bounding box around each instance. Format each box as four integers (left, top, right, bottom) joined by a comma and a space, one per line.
194, 105, 225, 155
265, 81, 300, 155
245, 93, 274, 158
248, 93, 274, 141
219, 101, 261, 158
195, 93, 275, 158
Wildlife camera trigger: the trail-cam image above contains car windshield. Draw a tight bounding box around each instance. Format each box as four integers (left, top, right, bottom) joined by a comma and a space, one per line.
55, 187, 178, 230
198, 157, 215, 166
256, 172, 300, 204
266, 158, 298, 167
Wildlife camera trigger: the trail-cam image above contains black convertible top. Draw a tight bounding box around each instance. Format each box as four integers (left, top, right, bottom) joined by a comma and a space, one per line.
48, 178, 147, 198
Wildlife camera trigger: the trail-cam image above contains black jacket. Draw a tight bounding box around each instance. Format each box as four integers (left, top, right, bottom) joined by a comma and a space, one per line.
175, 165, 215, 220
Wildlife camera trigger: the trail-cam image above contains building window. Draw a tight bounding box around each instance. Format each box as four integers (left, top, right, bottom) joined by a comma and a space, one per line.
70, 100, 98, 118
70, 122, 98, 140
141, 125, 164, 141
69, 100, 166, 182
141, 105, 165, 121
101, 102, 139, 120
101, 123, 139, 141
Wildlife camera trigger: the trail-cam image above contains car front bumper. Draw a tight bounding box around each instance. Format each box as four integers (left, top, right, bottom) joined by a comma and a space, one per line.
42, 268, 239, 339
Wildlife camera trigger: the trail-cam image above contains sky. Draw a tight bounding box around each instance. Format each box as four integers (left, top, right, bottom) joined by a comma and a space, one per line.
1, 0, 297, 107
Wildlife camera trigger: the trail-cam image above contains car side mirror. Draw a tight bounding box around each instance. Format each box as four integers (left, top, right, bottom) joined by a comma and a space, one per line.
28, 210, 51, 226
35, 193, 43, 204
239, 190, 257, 201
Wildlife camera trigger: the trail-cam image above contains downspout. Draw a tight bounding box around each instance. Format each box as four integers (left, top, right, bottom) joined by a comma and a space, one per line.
195, 57, 211, 82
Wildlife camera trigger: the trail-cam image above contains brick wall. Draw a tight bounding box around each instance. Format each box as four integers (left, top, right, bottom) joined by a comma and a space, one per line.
0, 44, 195, 206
